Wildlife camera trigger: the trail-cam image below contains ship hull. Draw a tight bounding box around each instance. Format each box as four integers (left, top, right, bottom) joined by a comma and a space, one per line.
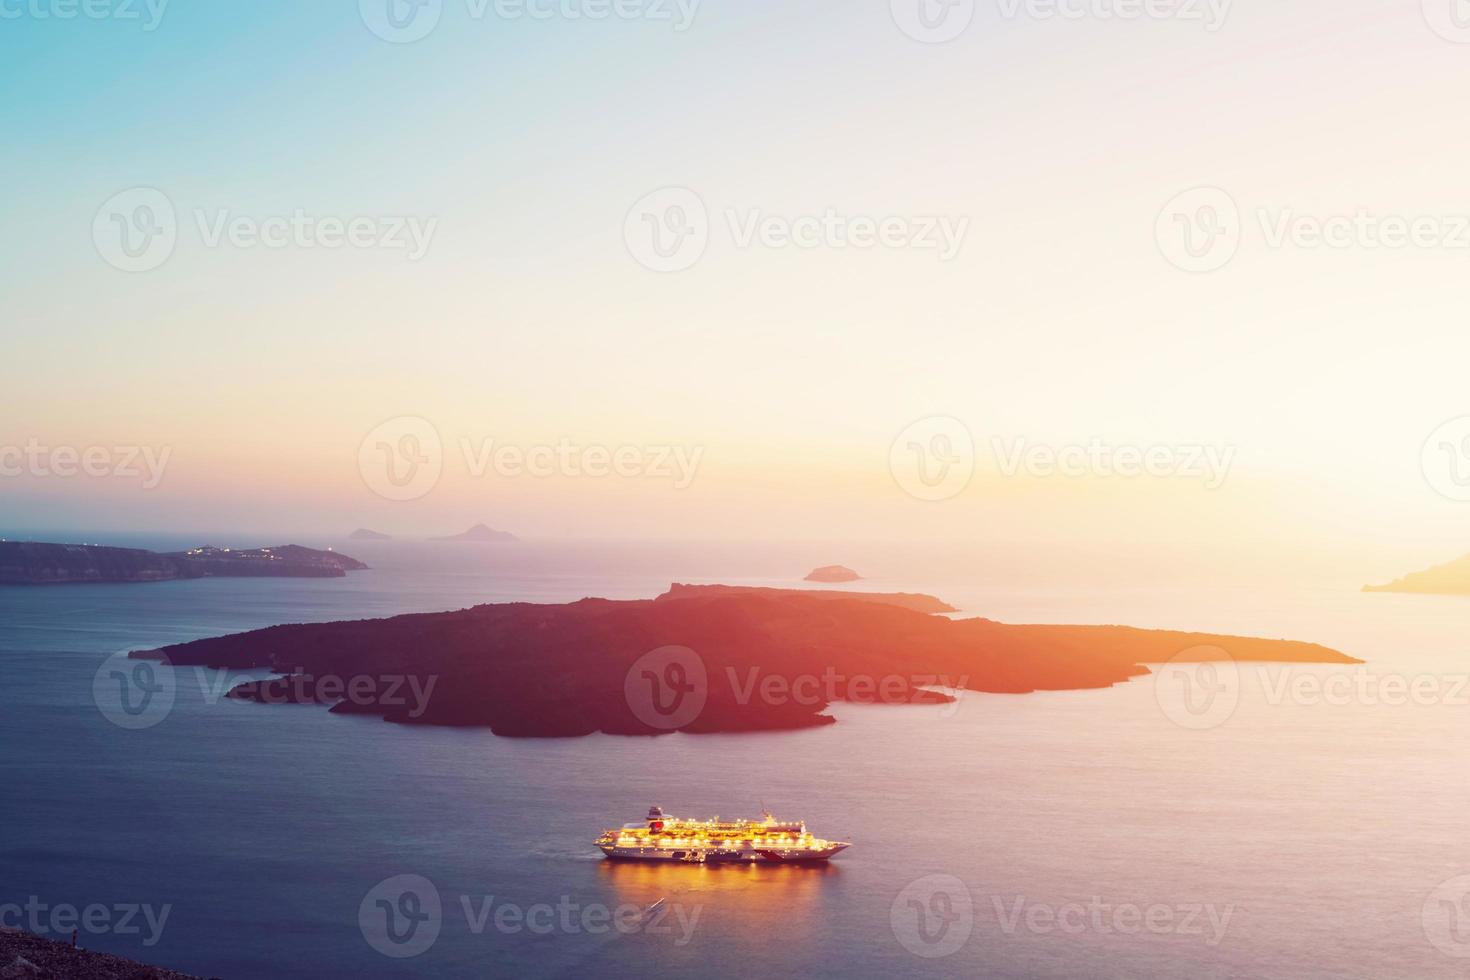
599, 844, 848, 863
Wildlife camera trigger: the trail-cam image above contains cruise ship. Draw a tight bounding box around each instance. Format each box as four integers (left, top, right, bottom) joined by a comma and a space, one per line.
596, 806, 851, 863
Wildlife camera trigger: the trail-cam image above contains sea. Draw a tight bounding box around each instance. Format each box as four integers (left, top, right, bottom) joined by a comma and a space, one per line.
2, 535, 1467, 979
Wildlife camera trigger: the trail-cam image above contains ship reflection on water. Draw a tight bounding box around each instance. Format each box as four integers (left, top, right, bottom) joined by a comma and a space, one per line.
598, 858, 843, 944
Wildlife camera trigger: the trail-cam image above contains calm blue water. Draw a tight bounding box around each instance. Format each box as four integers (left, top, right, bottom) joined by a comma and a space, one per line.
3, 538, 1469, 978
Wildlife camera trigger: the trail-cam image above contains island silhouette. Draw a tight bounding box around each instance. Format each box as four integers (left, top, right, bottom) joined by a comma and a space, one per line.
804, 565, 862, 583
1364, 552, 1470, 595
134, 585, 1358, 737
431, 523, 519, 542
0, 541, 366, 585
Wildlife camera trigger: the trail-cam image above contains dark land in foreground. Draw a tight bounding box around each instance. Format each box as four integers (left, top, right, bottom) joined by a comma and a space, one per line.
0, 542, 365, 585
0, 929, 201, 980
134, 583, 1360, 737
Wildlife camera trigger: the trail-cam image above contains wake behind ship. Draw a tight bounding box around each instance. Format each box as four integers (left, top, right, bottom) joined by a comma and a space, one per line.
597, 806, 850, 863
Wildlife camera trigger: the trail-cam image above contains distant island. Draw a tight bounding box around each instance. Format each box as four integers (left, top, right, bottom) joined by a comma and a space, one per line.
0, 928, 199, 979
135, 584, 1358, 737
805, 564, 861, 583
1365, 553, 1470, 595
431, 523, 519, 543
0, 541, 366, 585
347, 528, 392, 541
659, 583, 955, 614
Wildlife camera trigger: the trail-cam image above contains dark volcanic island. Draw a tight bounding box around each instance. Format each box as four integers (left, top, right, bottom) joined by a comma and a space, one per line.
134, 584, 1359, 737
0, 541, 366, 585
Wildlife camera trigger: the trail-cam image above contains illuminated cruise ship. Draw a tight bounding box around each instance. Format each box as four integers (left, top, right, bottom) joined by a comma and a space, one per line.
596, 805, 851, 863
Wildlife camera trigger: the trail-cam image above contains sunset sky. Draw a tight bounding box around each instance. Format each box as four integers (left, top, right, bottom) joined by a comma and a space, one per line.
4, 0, 1469, 576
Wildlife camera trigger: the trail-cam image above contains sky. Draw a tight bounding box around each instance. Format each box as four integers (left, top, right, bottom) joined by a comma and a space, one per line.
3, 0, 1470, 581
